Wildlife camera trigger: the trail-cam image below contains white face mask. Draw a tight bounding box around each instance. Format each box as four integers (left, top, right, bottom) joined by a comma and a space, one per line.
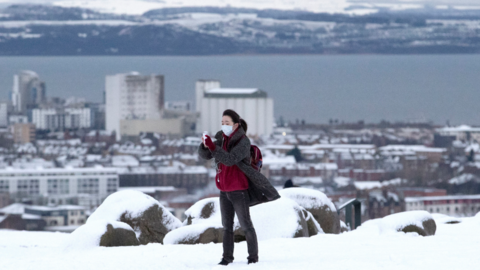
222, 125, 233, 136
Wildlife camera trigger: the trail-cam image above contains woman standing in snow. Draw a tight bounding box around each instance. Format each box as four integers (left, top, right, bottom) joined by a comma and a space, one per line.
198, 109, 280, 266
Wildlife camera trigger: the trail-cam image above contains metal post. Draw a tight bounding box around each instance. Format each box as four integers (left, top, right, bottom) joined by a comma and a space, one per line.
354, 203, 361, 229
345, 204, 352, 230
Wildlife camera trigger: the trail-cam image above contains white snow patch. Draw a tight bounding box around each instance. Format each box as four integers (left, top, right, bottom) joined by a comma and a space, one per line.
357, 211, 433, 235
431, 213, 462, 225
279, 188, 336, 212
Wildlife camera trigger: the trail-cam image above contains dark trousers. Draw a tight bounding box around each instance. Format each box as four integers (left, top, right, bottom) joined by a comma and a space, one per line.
220, 190, 258, 262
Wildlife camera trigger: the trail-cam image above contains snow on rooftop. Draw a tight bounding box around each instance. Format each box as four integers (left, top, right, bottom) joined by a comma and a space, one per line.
380, 145, 446, 153
437, 125, 480, 132
0, 203, 26, 215
0, 167, 118, 175
205, 88, 259, 94
118, 186, 177, 193
354, 178, 407, 190
405, 194, 480, 202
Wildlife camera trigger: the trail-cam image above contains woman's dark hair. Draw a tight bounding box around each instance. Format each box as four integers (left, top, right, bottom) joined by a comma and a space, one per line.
223, 109, 248, 133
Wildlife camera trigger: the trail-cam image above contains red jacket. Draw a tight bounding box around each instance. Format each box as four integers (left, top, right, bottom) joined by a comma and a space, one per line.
215, 128, 249, 192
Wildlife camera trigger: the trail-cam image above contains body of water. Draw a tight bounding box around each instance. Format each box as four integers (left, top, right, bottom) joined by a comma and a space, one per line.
1, 55, 479, 125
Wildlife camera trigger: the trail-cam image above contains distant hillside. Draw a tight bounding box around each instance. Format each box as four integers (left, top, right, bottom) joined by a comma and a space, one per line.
0, 5, 480, 55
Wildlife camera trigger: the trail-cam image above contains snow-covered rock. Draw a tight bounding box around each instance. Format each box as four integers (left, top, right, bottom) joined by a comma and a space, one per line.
246, 197, 309, 240
178, 196, 310, 244
302, 209, 324, 236
164, 224, 224, 245
87, 190, 182, 244
183, 197, 221, 225
65, 220, 136, 249
358, 211, 436, 236
431, 213, 462, 225
279, 188, 340, 234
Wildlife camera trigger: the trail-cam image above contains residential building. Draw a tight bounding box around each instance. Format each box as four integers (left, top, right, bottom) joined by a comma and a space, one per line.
195, 80, 274, 137
437, 125, 480, 142
11, 123, 35, 144
0, 203, 87, 230
406, 195, 480, 217
166, 101, 192, 112
8, 115, 28, 125
0, 193, 10, 208
0, 102, 8, 127
0, 167, 119, 207
119, 166, 209, 192
32, 107, 91, 130
11, 71, 46, 114
106, 72, 165, 140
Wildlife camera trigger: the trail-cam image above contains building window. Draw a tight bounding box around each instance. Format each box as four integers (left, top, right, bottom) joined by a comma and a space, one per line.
47, 179, 69, 195
17, 179, 39, 195
0, 180, 9, 193
78, 178, 99, 194
107, 178, 118, 193
446, 207, 450, 212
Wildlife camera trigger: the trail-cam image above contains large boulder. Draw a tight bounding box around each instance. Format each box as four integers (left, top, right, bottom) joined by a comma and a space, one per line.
164, 224, 224, 245
279, 188, 340, 234
87, 190, 182, 244
100, 224, 140, 247
302, 209, 324, 236
65, 220, 138, 249
358, 211, 437, 236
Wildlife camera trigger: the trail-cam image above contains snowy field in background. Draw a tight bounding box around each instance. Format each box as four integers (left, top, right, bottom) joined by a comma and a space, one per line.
1, 214, 479, 270
1, 0, 480, 15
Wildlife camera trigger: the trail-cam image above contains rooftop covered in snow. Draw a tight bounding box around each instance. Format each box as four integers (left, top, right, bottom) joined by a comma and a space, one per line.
204, 88, 267, 98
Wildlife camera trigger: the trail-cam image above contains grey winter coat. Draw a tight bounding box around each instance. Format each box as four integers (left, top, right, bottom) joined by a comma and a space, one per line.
198, 127, 280, 206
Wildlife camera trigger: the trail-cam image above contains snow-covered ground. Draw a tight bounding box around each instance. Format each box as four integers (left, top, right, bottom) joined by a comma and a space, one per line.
1, 214, 479, 270
1, 0, 480, 15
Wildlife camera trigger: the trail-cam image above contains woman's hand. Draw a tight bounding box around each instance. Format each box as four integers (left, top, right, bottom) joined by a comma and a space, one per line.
204, 135, 216, 151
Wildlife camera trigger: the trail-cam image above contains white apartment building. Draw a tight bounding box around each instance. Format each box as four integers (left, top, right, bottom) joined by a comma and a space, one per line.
32, 107, 91, 130
0, 102, 8, 127
8, 115, 28, 125
195, 80, 274, 137
437, 125, 480, 142
406, 195, 480, 217
106, 72, 165, 140
11, 71, 46, 114
0, 167, 119, 207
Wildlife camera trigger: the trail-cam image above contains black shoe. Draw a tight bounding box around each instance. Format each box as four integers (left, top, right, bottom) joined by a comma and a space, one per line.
218, 259, 230, 266
247, 259, 258, 264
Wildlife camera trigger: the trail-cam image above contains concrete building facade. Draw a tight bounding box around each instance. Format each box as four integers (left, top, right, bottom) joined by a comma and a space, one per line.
0, 168, 119, 207
32, 107, 91, 130
11, 71, 46, 114
0, 102, 8, 127
106, 72, 165, 140
195, 80, 274, 137
12, 123, 35, 144
406, 195, 480, 217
